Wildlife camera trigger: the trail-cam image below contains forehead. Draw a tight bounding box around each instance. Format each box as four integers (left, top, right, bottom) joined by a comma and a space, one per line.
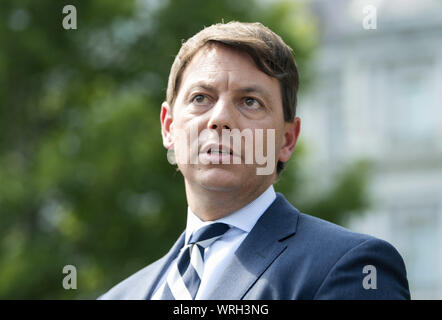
179, 43, 280, 92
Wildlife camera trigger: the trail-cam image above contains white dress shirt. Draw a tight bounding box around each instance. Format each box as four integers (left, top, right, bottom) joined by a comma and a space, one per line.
152, 184, 276, 300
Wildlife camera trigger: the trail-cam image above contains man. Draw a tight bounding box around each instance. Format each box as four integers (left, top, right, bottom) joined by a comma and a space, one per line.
99, 21, 410, 299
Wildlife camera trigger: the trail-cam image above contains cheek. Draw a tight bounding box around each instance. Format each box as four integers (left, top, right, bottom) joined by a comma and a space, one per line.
170, 118, 188, 158
272, 127, 286, 159
172, 117, 203, 162
260, 122, 284, 150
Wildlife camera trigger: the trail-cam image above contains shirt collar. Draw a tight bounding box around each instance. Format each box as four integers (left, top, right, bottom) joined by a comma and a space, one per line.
185, 185, 276, 244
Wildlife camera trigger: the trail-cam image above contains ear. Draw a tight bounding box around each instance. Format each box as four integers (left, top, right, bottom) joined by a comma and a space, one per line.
160, 101, 174, 149
278, 117, 301, 163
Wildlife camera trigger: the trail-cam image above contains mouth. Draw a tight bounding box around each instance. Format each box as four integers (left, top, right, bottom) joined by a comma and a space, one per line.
199, 144, 237, 163
201, 143, 234, 156
206, 148, 233, 156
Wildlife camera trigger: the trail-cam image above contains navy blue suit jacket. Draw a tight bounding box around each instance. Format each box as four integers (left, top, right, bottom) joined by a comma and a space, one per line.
99, 193, 410, 299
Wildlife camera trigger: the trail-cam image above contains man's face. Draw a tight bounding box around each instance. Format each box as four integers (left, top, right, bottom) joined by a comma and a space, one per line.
161, 43, 300, 196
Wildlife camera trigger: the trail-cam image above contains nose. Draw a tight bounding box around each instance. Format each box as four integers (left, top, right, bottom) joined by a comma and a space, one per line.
206, 97, 235, 132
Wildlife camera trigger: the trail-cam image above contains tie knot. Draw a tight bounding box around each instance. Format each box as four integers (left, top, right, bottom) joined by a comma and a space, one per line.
188, 222, 230, 249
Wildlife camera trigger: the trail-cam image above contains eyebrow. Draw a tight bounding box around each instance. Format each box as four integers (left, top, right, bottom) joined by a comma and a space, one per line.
186, 82, 272, 102
237, 86, 272, 102
187, 83, 217, 93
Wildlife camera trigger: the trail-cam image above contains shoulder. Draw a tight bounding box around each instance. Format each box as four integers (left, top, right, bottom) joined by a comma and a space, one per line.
297, 211, 374, 250
296, 210, 406, 269
98, 231, 186, 300
274, 193, 379, 255
97, 258, 164, 300
279, 198, 410, 299
275, 192, 401, 260
309, 225, 411, 299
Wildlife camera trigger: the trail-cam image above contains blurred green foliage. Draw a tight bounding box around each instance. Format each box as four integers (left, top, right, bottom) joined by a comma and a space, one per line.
0, 0, 368, 299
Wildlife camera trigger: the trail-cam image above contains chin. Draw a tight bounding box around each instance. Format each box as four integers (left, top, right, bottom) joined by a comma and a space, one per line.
197, 167, 243, 192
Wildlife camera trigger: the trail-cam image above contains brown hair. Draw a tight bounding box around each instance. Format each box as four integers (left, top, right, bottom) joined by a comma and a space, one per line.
166, 21, 300, 174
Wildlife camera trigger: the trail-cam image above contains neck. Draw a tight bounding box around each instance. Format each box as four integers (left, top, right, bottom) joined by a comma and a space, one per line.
185, 181, 273, 221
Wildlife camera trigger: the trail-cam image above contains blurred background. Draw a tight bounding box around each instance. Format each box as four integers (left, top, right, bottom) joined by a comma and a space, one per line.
0, 0, 440, 299
301, 0, 442, 299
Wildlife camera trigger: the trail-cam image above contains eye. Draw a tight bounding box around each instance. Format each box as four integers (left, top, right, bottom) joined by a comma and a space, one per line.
242, 97, 262, 110
192, 94, 209, 105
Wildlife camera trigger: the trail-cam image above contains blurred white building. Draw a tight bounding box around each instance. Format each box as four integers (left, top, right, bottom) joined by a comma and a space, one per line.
300, 0, 442, 299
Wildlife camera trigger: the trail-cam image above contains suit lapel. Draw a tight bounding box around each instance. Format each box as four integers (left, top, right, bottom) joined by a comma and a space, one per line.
143, 231, 185, 299
207, 193, 299, 299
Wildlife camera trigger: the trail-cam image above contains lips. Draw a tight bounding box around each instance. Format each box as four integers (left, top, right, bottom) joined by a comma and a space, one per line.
200, 143, 234, 156
207, 148, 232, 156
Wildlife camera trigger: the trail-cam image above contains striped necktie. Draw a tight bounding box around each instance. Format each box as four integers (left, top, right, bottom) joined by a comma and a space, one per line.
154, 222, 230, 300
